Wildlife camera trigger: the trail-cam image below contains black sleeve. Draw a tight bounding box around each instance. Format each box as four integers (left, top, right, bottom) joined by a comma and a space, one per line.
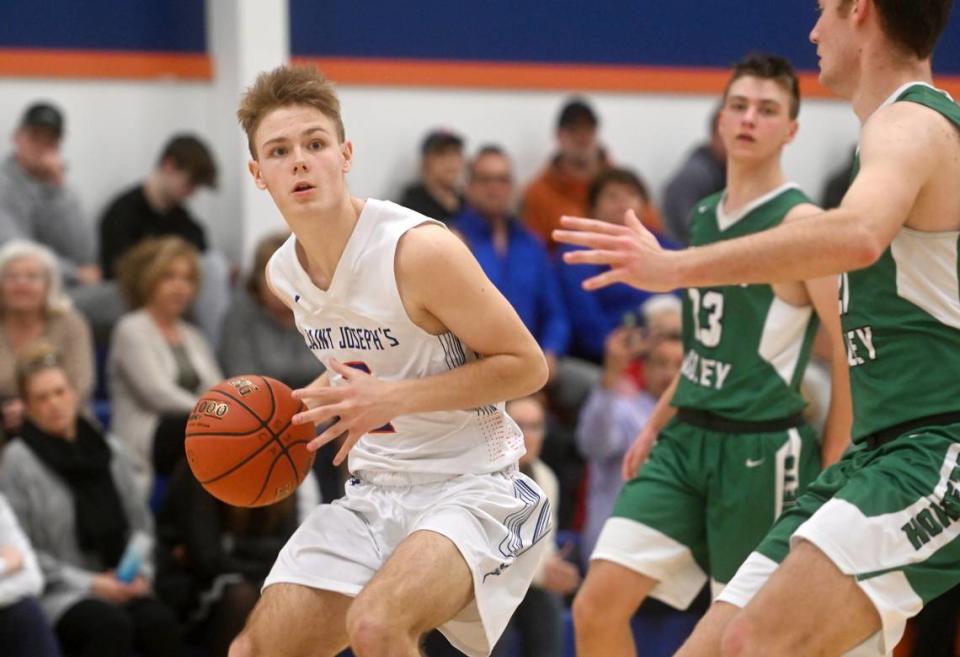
98, 199, 140, 279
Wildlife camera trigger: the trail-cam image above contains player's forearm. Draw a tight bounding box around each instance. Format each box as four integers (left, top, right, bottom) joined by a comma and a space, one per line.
388, 350, 548, 417
676, 209, 882, 288
821, 344, 853, 467
647, 372, 680, 433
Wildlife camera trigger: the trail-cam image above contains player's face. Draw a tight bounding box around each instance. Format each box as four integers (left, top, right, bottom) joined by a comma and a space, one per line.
1, 255, 48, 315
507, 398, 546, 465
719, 76, 798, 165
593, 182, 646, 225
467, 153, 514, 219
810, 0, 858, 95
149, 255, 197, 320
249, 105, 353, 218
24, 368, 78, 438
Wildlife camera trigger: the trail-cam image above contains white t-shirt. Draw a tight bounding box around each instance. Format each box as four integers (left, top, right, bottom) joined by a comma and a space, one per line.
267, 198, 525, 476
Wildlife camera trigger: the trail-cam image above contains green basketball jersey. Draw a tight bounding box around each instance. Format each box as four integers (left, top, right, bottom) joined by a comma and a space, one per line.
672, 184, 819, 422
843, 83, 960, 442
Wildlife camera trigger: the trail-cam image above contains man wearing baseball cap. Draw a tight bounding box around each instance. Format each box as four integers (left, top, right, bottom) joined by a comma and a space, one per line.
522, 97, 610, 249
0, 101, 100, 285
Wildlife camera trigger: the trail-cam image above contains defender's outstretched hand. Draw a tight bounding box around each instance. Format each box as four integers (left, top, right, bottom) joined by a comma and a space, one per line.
553, 209, 680, 292
292, 358, 401, 466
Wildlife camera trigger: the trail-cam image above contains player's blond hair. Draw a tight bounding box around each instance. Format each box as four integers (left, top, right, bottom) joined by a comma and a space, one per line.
237, 65, 345, 160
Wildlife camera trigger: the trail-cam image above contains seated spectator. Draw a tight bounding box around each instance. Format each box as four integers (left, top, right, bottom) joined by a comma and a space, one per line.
576, 328, 684, 567
98, 134, 216, 279
398, 130, 465, 222
557, 168, 679, 364
0, 346, 183, 657
453, 145, 570, 375
0, 491, 62, 657
522, 97, 610, 248
0, 240, 93, 436
219, 232, 323, 390
661, 106, 727, 245
155, 461, 299, 657
108, 237, 222, 493
92, 134, 228, 348
492, 395, 580, 657
0, 102, 100, 287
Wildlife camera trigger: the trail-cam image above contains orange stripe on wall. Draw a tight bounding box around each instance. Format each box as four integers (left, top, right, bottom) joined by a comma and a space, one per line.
0, 48, 212, 80
296, 56, 960, 99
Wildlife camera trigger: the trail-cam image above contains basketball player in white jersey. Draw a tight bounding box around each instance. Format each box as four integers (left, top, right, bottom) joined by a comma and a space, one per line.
228, 66, 551, 657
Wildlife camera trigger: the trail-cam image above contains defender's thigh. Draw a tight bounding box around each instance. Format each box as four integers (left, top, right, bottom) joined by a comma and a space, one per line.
240, 583, 353, 657
350, 529, 474, 635
707, 424, 821, 586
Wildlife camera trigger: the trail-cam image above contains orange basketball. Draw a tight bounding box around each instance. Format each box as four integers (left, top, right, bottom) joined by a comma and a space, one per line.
184, 375, 316, 507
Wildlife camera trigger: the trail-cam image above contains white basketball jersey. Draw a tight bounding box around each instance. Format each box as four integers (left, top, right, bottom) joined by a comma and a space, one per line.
266, 199, 525, 476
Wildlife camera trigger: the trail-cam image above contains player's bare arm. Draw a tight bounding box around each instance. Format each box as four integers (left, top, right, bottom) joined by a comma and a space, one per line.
554, 102, 943, 291
293, 223, 548, 462
621, 370, 680, 480
777, 202, 853, 467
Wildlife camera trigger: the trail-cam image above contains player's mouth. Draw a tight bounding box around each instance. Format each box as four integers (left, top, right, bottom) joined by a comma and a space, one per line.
735, 134, 756, 143
292, 181, 316, 197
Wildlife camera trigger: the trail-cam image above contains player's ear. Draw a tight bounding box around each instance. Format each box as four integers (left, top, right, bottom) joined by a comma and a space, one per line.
248, 159, 268, 190
785, 119, 799, 145
341, 140, 354, 173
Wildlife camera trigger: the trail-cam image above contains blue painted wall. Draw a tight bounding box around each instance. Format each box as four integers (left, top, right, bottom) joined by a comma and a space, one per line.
0, 0, 206, 52
290, 0, 959, 74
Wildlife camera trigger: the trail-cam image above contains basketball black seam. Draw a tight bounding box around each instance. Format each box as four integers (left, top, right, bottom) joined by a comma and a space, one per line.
249, 438, 313, 506
195, 415, 297, 485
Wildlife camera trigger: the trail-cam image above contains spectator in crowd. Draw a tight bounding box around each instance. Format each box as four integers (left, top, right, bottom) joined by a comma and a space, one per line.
661, 106, 727, 245
575, 324, 684, 567
155, 461, 299, 657
0, 490, 62, 657
219, 232, 323, 390
92, 134, 228, 348
0, 346, 183, 657
98, 134, 217, 279
453, 145, 570, 376
108, 237, 222, 494
523, 97, 610, 248
398, 129, 465, 222
0, 240, 93, 437
0, 102, 100, 287
558, 168, 679, 364
492, 394, 581, 657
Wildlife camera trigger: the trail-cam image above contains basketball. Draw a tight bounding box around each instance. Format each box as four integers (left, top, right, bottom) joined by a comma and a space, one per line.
184, 375, 316, 507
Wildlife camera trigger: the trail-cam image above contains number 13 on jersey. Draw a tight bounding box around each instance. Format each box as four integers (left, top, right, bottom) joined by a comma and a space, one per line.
689, 289, 725, 347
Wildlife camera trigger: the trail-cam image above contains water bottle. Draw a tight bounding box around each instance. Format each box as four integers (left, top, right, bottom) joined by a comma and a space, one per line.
115, 531, 152, 584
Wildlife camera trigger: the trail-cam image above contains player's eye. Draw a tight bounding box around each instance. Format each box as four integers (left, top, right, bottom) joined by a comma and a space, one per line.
271, 146, 287, 157
308, 139, 324, 150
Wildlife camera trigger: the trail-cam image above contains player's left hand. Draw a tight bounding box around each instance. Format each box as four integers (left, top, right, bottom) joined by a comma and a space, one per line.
291, 358, 401, 465
553, 209, 681, 293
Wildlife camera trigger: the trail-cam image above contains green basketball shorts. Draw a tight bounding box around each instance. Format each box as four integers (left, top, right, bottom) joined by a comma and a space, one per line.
718, 422, 960, 655
590, 416, 821, 610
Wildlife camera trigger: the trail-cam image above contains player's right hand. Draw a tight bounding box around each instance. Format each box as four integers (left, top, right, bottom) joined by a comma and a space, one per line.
622, 424, 658, 480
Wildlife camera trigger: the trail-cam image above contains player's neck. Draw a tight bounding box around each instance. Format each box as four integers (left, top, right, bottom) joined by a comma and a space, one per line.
289, 195, 365, 291
850, 49, 932, 122
724, 160, 787, 214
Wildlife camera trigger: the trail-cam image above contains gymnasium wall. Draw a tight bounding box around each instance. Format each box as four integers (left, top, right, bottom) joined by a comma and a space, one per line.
1, 0, 955, 262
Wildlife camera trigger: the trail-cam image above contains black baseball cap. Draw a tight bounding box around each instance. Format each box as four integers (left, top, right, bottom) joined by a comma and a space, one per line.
20, 102, 64, 139
421, 129, 464, 156
557, 98, 598, 130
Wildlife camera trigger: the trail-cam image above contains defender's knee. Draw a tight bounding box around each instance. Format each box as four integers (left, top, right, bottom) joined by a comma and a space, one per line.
572, 586, 617, 635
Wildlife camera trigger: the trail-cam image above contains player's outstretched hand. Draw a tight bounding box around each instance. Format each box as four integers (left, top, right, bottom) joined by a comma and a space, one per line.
622, 423, 659, 481
553, 209, 680, 293
292, 358, 401, 466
